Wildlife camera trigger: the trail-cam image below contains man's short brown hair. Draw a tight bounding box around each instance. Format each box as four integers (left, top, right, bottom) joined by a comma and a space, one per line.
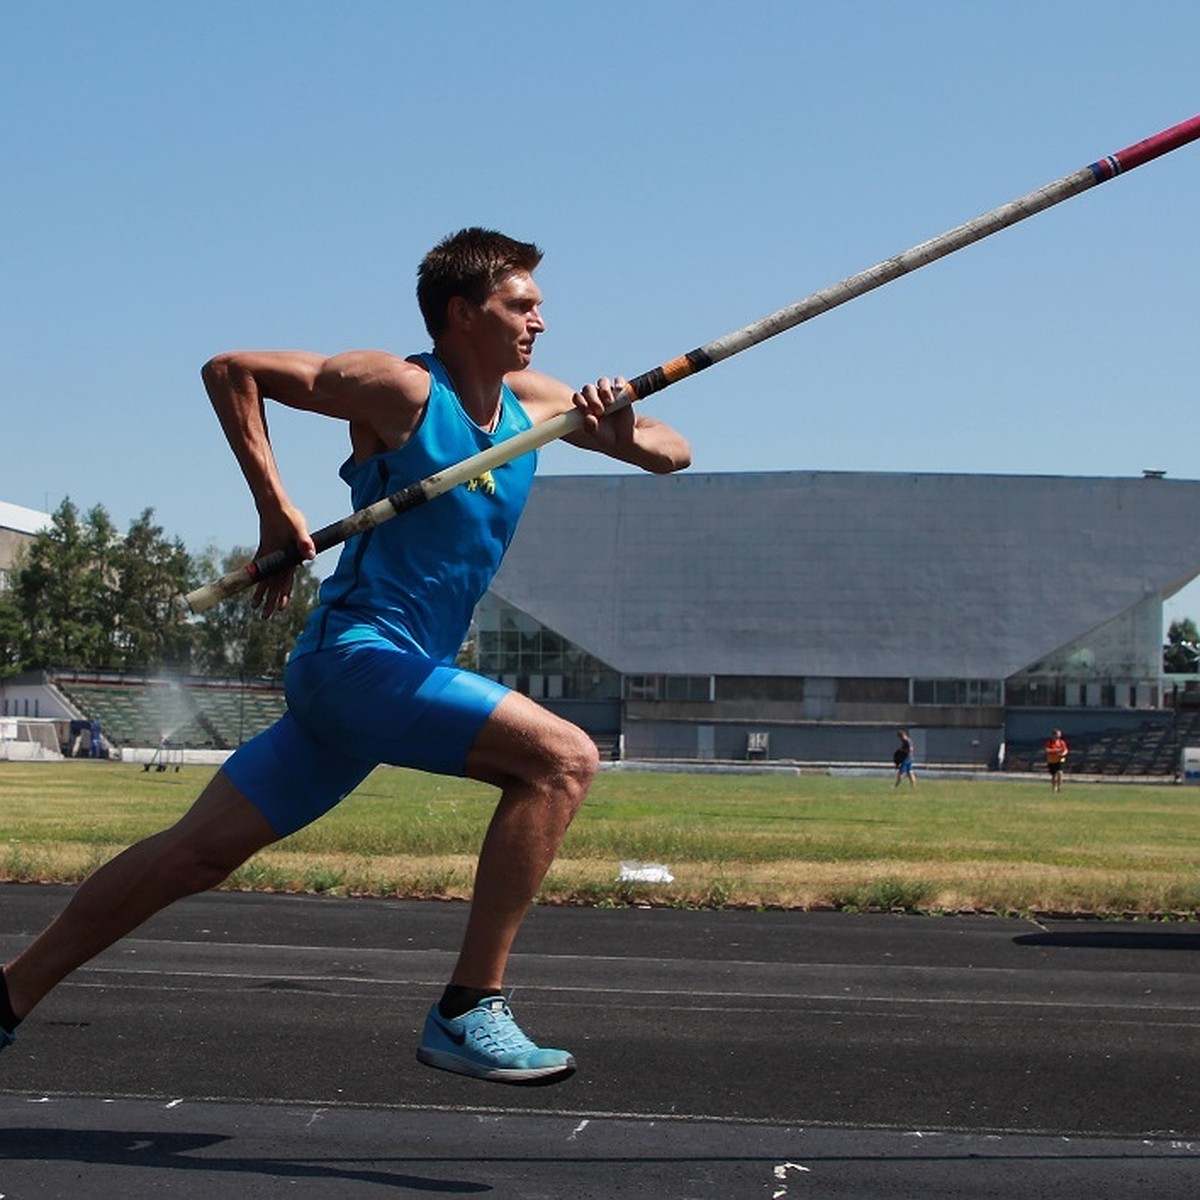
417, 227, 543, 339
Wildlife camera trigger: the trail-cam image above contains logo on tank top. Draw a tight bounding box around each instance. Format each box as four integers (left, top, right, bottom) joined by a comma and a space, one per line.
466, 469, 497, 496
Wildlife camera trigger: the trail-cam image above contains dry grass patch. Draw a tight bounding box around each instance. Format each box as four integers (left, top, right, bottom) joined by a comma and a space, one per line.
2, 761, 1200, 915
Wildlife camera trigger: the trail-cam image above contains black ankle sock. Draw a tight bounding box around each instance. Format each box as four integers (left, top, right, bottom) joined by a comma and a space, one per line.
438, 984, 497, 1019
0, 969, 20, 1033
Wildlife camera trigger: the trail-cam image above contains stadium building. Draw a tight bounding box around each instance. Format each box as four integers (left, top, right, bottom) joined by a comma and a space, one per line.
0, 500, 51, 593
5, 472, 1200, 774
476, 469, 1200, 771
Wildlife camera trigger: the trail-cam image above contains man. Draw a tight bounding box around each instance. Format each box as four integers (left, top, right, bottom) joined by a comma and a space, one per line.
893, 729, 916, 788
1044, 729, 1069, 793
0, 228, 691, 1086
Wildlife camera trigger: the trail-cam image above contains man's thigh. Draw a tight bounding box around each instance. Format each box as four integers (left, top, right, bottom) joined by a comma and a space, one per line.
463, 690, 593, 789
287, 643, 512, 777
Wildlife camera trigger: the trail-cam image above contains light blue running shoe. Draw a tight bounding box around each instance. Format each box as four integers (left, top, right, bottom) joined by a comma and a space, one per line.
416, 995, 576, 1086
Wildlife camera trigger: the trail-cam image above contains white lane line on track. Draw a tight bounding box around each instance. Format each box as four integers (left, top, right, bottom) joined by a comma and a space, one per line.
54, 972, 1200, 1018
9, 1089, 1198, 1142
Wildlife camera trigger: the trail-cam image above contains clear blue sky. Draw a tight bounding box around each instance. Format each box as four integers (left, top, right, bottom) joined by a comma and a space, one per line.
4, 2, 1199, 618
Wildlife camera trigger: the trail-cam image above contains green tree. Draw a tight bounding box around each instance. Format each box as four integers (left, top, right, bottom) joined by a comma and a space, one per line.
110, 508, 196, 670
1164, 617, 1200, 673
0, 585, 25, 676
191, 546, 319, 677
82, 503, 122, 668
16, 499, 111, 668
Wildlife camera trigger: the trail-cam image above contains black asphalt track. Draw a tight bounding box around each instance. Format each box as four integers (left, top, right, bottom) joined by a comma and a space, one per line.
1, 884, 1198, 1197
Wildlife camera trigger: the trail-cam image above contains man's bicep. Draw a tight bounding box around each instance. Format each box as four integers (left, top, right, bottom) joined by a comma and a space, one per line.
309, 351, 430, 426
506, 369, 577, 418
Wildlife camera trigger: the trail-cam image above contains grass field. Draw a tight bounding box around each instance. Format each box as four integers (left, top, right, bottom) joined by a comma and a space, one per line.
1, 761, 1197, 917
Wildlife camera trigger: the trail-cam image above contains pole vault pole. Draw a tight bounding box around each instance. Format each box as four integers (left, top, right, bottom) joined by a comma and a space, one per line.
185, 113, 1200, 614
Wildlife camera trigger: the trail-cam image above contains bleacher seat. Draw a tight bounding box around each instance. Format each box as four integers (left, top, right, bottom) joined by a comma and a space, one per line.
1004, 715, 1187, 778
54, 673, 287, 750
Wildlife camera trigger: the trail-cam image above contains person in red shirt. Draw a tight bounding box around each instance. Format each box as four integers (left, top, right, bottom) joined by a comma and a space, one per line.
1044, 729, 1069, 792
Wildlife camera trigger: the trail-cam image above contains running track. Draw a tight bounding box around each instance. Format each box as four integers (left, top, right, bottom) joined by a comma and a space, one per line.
2, 885, 1198, 1197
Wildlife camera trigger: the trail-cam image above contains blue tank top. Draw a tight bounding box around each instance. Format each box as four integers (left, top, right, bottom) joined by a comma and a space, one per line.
290, 353, 537, 663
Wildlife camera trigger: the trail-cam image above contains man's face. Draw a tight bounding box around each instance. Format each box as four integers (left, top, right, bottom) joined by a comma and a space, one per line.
474, 270, 545, 372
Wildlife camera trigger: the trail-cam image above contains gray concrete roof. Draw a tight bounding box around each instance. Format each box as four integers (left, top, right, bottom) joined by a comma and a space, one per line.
489, 470, 1200, 678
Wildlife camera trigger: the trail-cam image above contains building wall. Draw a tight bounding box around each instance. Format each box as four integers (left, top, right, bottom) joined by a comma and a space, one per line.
0, 675, 79, 721
626, 697, 1004, 728
0, 529, 30, 588
622, 718, 1001, 768
491, 471, 1200, 681
1003, 706, 1174, 743
482, 470, 1200, 765
0, 501, 51, 588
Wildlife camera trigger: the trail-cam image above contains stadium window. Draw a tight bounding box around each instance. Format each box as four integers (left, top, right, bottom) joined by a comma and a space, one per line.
626, 675, 714, 703
967, 679, 1003, 705
913, 679, 1003, 706
539, 631, 566, 672
625, 675, 663, 701
521, 630, 540, 663
664, 675, 714, 702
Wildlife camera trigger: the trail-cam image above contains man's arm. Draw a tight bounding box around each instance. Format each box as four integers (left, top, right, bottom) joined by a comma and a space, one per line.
200, 349, 430, 615
509, 370, 691, 474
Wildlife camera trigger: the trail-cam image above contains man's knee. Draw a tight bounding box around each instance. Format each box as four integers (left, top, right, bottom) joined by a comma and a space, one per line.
147, 828, 250, 900
552, 724, 600, 800
157, 771, 278, 894
469, 696, 600, 800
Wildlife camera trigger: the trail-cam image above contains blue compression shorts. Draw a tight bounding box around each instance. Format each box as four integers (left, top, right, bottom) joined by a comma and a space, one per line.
223, 641, 510, 838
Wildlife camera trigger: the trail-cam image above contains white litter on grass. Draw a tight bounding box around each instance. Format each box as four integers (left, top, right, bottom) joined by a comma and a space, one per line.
617, 861, 674, 884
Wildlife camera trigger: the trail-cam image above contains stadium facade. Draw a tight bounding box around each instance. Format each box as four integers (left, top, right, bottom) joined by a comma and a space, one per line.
5, 474, 1199, 772
0, 500, 51, 592
477, 470, 1200, 767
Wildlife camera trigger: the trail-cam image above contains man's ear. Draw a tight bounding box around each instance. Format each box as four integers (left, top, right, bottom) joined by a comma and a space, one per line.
446, 294, 474, 331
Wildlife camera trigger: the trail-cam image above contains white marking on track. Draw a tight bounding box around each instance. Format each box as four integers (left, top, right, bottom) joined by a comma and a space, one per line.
568, 1119, 589, 1140
772, 1160, 811, 1195
60, 967, 1200, 1017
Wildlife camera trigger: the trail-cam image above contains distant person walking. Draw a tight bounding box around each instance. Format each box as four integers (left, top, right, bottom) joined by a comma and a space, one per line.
893, 729, 916, 788
1045, 729, 1069, 792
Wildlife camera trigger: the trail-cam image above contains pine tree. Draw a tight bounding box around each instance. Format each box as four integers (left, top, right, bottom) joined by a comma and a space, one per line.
1164, 618, 1200, 674
191, 546, 319, 677
110, 508, 196, 670
16, 499, 110, 668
